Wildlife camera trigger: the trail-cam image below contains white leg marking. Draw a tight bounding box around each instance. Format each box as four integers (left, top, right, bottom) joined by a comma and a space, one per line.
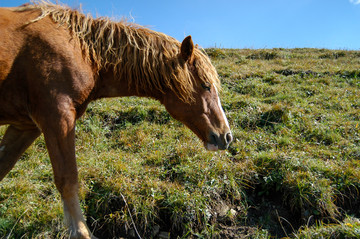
63, 195, 95, 239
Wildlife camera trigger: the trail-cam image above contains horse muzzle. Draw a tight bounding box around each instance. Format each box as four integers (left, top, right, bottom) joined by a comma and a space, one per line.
206, 131, 233, 151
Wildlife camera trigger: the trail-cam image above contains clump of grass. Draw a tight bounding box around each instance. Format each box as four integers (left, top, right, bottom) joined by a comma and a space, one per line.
319, 51, 347, 59
294, 216, 360, 238
206, 48, 226, 59
247, 50, 279, 60
258, 104, 289, 127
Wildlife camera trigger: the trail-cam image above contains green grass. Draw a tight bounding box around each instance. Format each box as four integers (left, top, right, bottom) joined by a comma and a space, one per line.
1, 48, 360, 238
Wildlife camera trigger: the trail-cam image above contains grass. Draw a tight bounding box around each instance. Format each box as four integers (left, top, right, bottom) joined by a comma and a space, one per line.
1, 48, 360, 238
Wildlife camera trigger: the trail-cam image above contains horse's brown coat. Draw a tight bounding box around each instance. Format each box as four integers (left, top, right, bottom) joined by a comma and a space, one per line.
0, 2, 232, 238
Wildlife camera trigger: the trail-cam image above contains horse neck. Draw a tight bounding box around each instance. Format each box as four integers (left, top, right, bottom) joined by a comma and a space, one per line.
93, 68, 165, 103
88, 25, 177, 103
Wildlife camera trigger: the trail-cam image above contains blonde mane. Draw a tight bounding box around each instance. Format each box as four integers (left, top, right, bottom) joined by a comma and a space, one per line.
15, 1, 220, 102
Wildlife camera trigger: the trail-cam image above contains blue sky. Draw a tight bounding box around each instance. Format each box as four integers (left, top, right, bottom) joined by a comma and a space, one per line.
2, 0, 360, 49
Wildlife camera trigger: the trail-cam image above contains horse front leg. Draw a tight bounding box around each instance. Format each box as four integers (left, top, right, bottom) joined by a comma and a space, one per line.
40, 114, 96, 239
0, 125, 41, 181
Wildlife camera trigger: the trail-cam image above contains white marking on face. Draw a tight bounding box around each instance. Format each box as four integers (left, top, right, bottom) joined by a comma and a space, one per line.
214, 85, 230, 129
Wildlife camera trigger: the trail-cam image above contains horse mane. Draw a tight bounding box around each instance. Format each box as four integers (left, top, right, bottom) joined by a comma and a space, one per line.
14, 1, 220, 102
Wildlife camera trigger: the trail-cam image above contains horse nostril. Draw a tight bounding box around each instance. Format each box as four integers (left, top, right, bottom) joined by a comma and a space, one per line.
210, 133, 218, 145
225, 132, 233, 145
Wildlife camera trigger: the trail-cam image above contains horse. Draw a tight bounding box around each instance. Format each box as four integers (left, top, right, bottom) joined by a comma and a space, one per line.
0, 2, 232, 238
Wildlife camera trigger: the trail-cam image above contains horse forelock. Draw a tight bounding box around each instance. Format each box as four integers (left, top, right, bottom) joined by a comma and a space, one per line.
15, 1, 220, 103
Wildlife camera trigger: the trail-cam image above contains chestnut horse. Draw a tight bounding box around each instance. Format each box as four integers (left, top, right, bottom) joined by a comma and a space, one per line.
0, 2, 232, 238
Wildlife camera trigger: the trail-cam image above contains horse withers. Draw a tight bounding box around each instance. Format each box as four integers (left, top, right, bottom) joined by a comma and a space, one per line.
0, 2, 232, 238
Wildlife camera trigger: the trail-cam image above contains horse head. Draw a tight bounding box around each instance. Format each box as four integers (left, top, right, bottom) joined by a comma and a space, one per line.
162, 36, 233, 151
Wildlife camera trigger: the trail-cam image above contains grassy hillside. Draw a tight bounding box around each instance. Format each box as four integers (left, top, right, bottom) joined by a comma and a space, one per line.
1, 48, 360, 238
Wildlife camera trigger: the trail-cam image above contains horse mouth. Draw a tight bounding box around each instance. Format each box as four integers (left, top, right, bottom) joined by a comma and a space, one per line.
205, 131, 233, 151
205, 142, 219, 151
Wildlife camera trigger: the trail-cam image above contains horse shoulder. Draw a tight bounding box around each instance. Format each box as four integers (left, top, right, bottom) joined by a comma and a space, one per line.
1, 9, 96, 125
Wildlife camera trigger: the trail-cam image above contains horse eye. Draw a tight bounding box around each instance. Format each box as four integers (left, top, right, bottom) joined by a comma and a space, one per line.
201, 83, 211, 92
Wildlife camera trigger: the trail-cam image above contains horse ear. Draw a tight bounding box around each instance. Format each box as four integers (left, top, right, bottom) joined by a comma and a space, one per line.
181, 35, 194, 62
